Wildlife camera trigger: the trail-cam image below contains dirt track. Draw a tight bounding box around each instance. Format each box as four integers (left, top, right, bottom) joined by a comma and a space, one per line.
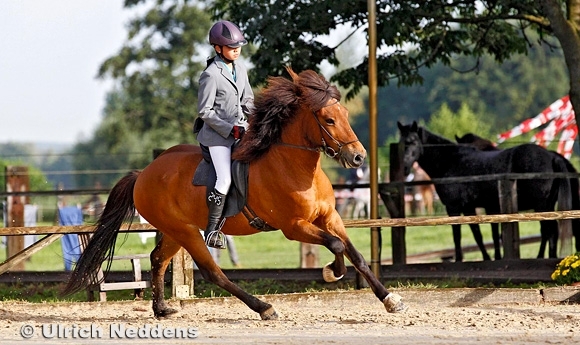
1, 288, 579, 344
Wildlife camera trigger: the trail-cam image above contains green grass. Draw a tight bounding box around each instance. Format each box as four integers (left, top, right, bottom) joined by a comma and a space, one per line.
0, 221, 546, 271
0, 220, 554, 302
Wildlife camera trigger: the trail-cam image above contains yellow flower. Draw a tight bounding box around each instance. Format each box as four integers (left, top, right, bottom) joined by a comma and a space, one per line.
572, 261, 580, 269
562, 269, 570, 276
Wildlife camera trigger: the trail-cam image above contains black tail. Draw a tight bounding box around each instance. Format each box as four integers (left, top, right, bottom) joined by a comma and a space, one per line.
563, 159, 580, 252
61, 171, 140, 296
554, 157, 572, 212
552, 156, 579, 255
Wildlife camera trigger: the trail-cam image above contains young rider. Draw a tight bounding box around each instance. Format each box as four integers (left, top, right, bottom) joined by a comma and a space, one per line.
195, 20, 254, 248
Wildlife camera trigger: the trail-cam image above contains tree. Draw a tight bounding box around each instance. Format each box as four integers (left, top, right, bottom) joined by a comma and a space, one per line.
212, 0, 580, 140
427, 102, 492, 140
72, 1, 212, 177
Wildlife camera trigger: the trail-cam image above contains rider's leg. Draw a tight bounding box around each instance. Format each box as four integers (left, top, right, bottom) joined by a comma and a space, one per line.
204, 145, 232, 249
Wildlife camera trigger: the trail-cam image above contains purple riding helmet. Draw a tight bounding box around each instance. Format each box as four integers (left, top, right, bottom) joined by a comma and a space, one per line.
209, 20, 248, 48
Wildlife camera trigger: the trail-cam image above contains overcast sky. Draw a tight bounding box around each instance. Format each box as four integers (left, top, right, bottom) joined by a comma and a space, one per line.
0, 1, 131, 144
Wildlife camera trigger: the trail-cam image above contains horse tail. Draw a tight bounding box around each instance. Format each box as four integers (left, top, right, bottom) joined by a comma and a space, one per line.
61, 171, 140, 296
562, 158, 580, 251
553, 157, 572, 212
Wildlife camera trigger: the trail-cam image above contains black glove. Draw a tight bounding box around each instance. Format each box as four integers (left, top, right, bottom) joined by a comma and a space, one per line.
231, 126, 245, 139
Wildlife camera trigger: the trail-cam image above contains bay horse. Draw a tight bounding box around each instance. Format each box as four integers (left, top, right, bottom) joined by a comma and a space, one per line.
398, 121, 573, 262
455, 133, 580, 257
62, 68, 408, 319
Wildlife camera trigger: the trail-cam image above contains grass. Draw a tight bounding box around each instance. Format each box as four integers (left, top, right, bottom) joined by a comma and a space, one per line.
0, 219, 557, 302
0, 222, 545, 270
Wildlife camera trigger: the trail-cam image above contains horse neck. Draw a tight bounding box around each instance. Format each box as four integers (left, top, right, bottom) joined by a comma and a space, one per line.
267, 113, 323, 177
417, 129, 457, 178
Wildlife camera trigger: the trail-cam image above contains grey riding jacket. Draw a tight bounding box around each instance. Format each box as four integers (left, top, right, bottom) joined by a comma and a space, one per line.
196, 55, 254, 147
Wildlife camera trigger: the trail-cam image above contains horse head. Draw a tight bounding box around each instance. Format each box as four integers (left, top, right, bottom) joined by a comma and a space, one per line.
235, 67, 366, 169
397, 121, 423, 176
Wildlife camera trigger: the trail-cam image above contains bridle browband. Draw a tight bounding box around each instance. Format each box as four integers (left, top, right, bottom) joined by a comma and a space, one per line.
277, 99, 360, 158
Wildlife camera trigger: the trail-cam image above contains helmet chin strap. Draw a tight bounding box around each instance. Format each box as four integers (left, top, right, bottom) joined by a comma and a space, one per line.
217, 47, 234, 64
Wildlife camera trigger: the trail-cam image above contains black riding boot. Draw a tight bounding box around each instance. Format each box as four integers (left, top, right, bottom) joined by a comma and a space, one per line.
204, 189, 227, 249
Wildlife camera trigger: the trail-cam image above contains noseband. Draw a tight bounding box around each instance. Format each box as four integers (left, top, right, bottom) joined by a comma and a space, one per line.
278, 99, 360, 158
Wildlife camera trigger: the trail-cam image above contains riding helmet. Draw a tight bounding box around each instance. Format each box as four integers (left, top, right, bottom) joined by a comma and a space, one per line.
209, 20, 248, 48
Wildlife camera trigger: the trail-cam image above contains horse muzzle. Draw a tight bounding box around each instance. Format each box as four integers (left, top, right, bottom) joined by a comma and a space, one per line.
338, 143, 367, 169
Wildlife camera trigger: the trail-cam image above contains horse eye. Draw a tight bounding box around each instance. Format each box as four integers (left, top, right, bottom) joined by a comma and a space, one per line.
325, 119, 335, 125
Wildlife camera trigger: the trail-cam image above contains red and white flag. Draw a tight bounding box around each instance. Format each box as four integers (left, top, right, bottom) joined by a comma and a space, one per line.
496, 95, 576, 158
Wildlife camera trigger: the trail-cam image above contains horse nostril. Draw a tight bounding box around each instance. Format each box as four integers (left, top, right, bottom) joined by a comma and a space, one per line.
353, 154, 365, 167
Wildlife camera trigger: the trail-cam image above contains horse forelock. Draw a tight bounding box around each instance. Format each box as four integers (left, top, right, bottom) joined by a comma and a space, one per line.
233, 68, 341, 162
294, 69, 341, 111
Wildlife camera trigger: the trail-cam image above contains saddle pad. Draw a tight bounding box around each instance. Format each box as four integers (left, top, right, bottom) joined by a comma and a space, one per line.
192, 159, 248, 218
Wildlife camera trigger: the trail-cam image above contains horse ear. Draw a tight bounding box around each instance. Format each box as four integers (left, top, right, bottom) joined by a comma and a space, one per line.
411, 121, 418, 131
455, 135, 460, 142
285, 66, 298, 81
397, 121, 404, 131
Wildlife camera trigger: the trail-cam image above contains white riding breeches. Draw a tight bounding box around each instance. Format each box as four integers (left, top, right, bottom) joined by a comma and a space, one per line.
209, 145, 232, 195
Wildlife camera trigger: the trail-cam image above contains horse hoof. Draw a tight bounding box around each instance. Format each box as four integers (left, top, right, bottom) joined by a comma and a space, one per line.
259, 307, 279, 320
322, 262, 344, 283
154, 307, 179, 319
383, 293, 408, 313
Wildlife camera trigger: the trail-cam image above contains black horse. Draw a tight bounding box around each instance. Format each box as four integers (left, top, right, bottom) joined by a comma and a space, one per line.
455, 132, 580, 257
398, 121, 575, 261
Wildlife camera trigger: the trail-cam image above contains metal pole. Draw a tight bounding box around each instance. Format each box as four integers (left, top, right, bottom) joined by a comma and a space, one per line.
367, 0, 380, 278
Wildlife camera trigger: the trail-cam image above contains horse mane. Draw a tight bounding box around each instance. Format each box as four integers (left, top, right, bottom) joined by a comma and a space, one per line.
455, 133, 498, 151
233, 67, 341, 162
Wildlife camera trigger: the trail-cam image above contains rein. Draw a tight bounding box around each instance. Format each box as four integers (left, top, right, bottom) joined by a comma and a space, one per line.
277, 99, 359, 158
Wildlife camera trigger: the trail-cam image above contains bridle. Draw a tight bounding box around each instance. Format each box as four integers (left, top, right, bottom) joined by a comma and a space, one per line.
277, 99, 360, 158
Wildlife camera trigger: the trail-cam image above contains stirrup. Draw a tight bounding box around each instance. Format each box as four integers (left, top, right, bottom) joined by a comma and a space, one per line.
205, 230, 226, 249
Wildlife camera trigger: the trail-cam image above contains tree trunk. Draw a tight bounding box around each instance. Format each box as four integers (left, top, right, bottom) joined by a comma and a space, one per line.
539, 0, 580, 134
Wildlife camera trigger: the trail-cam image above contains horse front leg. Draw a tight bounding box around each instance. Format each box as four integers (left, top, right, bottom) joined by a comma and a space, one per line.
150, 234, 182, 318
285, 220, 348, 282
283, 219, 407, 313
343, 240, 408, 313
468, 223, 491, 261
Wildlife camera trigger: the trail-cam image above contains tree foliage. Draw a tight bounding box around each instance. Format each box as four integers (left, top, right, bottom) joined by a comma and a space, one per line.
212, 0, 580, 135
352, 40, 568, 147
71, 1, 211, 180
427, 102, 492, 140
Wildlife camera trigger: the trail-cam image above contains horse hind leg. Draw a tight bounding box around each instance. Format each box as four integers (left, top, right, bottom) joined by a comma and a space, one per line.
150, 234, 182, 318
540, 220, 559, 258
180, 230, 277, 320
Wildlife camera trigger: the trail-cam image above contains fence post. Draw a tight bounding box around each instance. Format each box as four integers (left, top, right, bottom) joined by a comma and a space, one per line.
300, 243, 319, 268
388, 142, 406, 265
5, 166, 29, 271
498, 178, 520, 259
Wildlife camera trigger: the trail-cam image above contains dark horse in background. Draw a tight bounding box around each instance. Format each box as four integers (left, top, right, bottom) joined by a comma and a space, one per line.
61, 68, 408, 319
456, 132, 580, 257
398, 121, 575, 262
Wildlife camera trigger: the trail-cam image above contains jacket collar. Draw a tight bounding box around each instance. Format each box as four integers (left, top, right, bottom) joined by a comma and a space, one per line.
214, 55, 238, 88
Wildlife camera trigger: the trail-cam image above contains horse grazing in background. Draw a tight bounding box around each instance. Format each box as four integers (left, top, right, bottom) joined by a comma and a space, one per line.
456, 133, 580, 257
62, 68, 408, 319
398, 121, 574, 262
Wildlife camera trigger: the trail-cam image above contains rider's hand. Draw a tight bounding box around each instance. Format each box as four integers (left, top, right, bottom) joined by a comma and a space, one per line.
231, 126, 245, 139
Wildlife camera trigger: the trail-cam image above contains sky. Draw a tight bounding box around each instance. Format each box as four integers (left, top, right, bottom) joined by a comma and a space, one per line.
0, 1, 131, 145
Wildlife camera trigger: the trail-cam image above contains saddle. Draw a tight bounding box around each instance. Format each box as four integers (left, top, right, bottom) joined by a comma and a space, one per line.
192, 145, 277, 231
